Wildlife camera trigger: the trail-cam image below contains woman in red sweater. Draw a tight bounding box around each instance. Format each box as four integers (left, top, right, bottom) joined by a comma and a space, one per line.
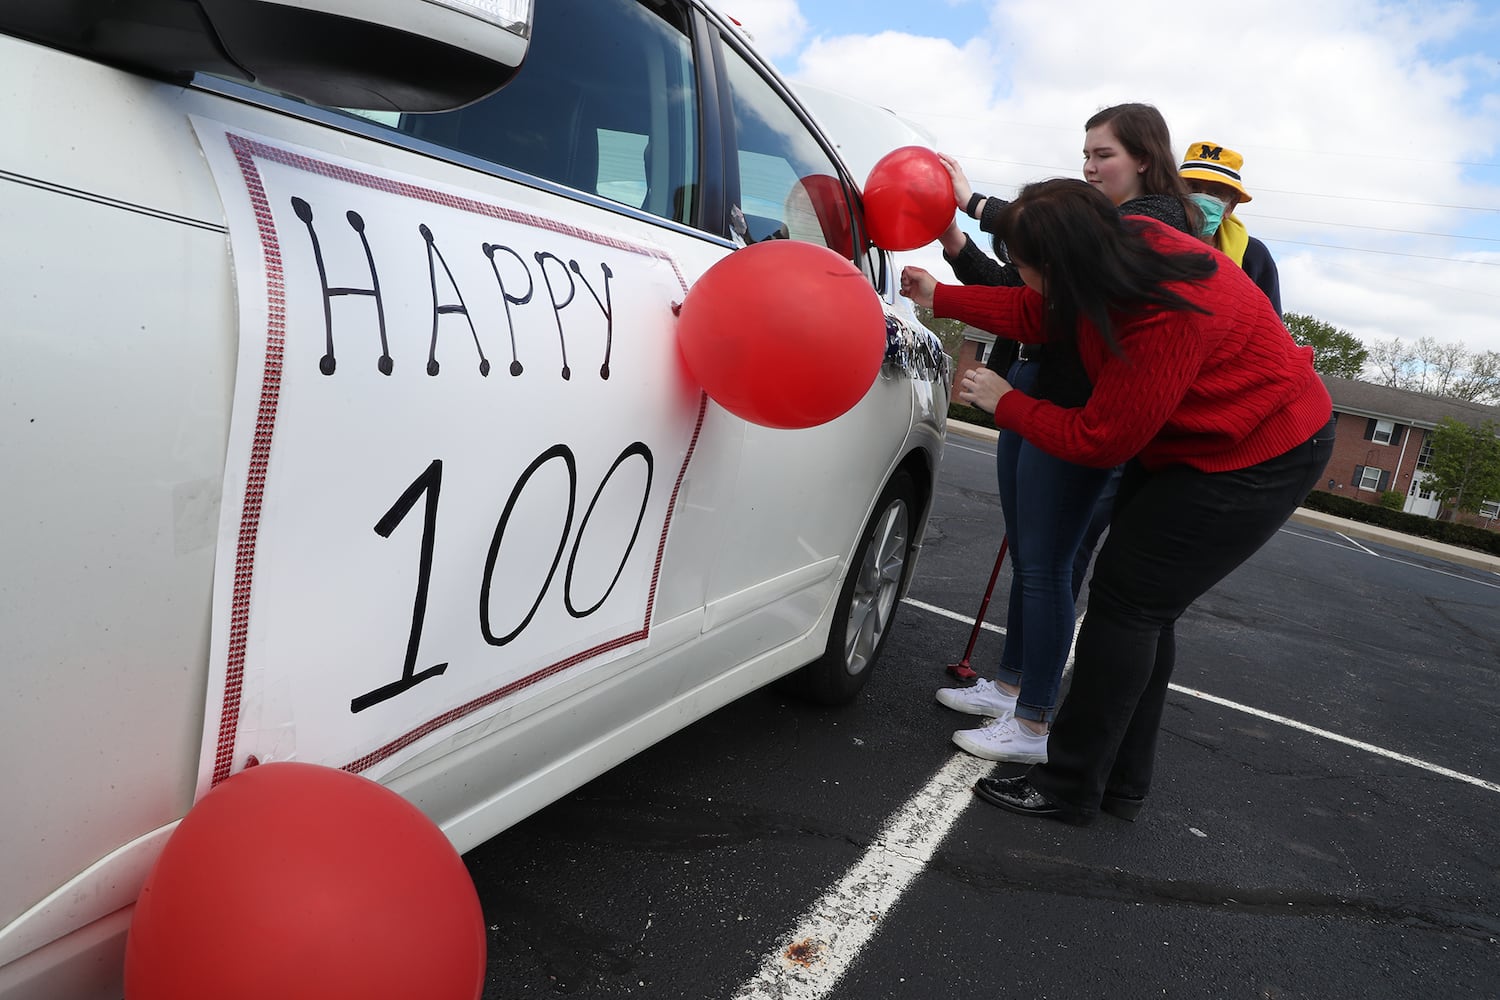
901, 178, 1335, 825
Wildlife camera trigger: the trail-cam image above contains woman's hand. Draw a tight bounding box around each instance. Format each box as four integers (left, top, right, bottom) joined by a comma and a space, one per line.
958, 366, 1011, 414
938, 219, 967, 256
899, 266, 937, 309
938, 152, 972, 210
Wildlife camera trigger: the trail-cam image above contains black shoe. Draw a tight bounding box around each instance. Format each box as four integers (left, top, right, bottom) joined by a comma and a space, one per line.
1100, 792, 1145, 822
972, 776, 1088, 825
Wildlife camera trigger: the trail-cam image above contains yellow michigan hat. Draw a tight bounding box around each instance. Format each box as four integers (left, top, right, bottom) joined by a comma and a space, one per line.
1179, 141, 1252, 202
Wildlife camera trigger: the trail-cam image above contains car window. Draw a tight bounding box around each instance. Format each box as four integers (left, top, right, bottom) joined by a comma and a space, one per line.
717, 40, 860, 264
394, 0, 699, 226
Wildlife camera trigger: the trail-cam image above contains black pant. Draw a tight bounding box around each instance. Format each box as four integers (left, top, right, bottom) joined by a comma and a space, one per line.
1027, 417, 1336, 820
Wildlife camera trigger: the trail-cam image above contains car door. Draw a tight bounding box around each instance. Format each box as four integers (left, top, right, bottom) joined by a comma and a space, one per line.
689, 21, 927, 666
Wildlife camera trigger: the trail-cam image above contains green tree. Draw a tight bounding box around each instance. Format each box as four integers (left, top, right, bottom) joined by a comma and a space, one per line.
1284, 313, 1368, 379
1425, 417, 1500, 518
914, 306, 970, 360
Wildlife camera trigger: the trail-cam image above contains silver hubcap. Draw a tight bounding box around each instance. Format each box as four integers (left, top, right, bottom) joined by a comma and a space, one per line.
842, 498, 909, 676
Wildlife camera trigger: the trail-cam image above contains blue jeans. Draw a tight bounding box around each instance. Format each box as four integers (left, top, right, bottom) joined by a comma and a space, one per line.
993, 359, 1114, 724
1027, 415, 1337, 820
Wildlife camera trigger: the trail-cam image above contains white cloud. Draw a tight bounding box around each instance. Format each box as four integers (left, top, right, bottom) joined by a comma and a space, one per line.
708, 0, 808, 60
771, 0, 1500, 356
796, 32, 1001, 118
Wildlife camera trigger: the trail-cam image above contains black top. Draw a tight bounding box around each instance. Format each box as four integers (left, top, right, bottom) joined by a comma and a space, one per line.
1241, 236, 1282, 317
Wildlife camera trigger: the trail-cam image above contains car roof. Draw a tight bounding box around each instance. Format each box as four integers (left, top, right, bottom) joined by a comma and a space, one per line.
789, 82, 939, 190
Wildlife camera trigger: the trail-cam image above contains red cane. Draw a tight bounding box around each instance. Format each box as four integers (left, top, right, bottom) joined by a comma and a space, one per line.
945, 535, 1008, 682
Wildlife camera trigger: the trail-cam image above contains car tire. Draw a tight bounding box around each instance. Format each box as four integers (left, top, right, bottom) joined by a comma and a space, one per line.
792, 470, 918, 706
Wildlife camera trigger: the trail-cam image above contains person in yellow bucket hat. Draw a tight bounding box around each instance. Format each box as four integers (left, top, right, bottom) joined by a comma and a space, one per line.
1179, 141, 1281, 316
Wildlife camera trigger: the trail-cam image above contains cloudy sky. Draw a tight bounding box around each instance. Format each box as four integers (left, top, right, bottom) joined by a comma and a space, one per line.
718, 0, 1500, 359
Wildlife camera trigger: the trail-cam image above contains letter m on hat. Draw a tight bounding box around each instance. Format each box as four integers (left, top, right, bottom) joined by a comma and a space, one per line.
1198, 144, 1224, 161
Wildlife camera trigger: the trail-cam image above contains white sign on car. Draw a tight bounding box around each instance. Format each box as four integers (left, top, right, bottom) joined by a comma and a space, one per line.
193, 122, 706, 790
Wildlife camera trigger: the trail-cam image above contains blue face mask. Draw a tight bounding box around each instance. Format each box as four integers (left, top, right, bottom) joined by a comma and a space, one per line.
1190, 192, 1230, 237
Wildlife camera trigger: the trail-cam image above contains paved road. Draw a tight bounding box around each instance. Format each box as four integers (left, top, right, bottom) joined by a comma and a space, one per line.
465, 432, 1500, 999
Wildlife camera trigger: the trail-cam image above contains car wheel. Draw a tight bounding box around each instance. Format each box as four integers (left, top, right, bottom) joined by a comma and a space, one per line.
794, 471, 917, 706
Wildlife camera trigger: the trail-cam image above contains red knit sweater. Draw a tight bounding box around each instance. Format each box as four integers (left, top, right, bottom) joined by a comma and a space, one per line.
934, 218, 1332, 473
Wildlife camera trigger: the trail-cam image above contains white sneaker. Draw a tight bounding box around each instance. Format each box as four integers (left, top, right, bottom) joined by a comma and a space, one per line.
935, 678, 1017, 718
952, 715, 1049, 763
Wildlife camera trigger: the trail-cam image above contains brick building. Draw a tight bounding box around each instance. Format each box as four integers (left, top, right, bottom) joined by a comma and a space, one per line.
953, 330, 1500, 531
1320, 375, 1499, 529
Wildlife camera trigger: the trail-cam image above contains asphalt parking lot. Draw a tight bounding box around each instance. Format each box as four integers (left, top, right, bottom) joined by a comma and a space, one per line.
465, 431, 1500, 999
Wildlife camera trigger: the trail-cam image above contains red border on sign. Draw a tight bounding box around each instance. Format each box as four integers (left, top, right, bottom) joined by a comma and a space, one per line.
210, 132, 703, 785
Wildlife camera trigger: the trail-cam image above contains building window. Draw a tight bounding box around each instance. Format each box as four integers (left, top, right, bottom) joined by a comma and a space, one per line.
1357, 466, 1385, 491
1481, 500, 1500, 520
1416, 435, 1434, 471
975, 341, 990, 363
1371, 419, 1395, 445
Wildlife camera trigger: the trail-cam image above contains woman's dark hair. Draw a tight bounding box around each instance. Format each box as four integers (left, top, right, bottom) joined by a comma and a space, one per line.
1085, 102, 1204, 237
994, 178, 1217, 352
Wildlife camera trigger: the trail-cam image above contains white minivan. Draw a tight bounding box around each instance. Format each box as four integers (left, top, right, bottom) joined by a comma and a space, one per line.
0, 2, 949, 996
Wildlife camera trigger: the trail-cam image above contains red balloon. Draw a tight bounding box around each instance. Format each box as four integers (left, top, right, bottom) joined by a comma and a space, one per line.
863, 146, 956, 251
125, 763, 485, 1000
676, 240, 887, 429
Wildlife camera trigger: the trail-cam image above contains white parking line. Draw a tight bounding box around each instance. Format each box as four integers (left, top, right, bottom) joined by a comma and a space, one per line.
1167, 684, 1500, 794
1364, 552, 1500, 589
1282, 527, 1500, 590
732, 752, 993, 1000
943, 439, 996, 457
734, 592, 1497, 1000
1336, 531, 1380, 557
900, 598, 1005, 634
